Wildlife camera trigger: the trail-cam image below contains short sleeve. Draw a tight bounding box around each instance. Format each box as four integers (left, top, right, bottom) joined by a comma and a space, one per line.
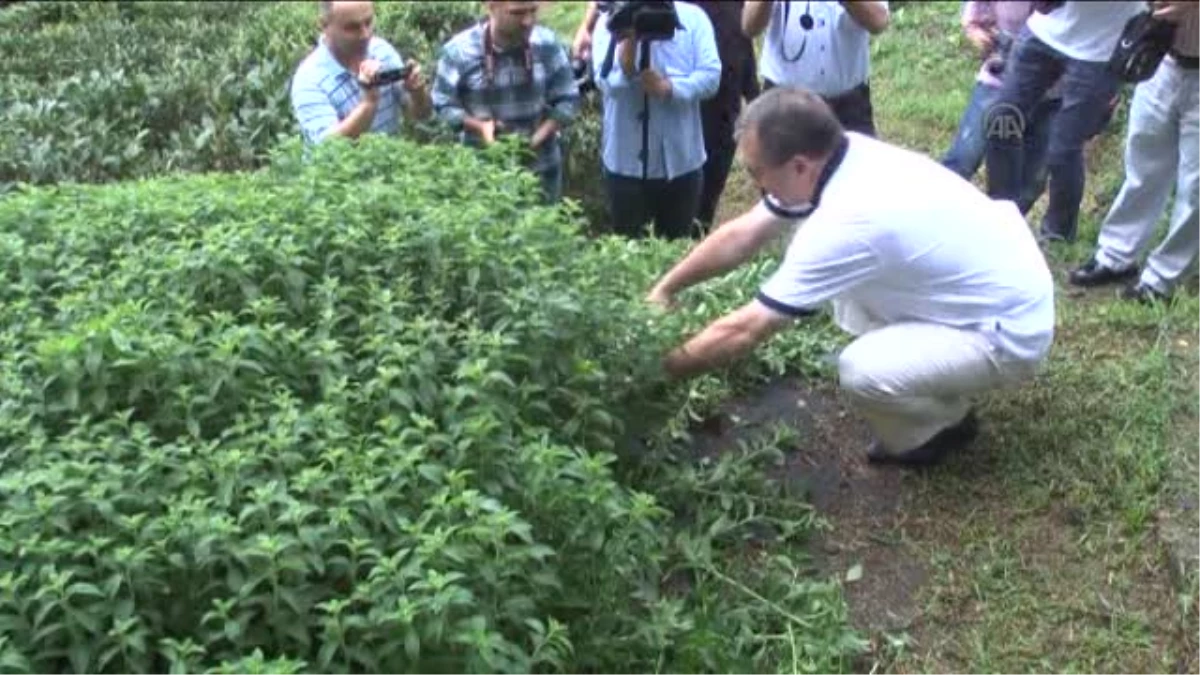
756, 220, 881, 316
291, 67, 339, 144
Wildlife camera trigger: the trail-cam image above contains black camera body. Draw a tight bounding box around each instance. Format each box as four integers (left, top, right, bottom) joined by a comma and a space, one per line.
366, 64, 413, 89
606, 0, 681, 43
984, 30, 1014, 77
1108, 11, 1177, 83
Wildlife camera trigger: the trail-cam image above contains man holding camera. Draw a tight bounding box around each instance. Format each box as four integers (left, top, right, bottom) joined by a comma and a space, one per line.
433, 1, 580, 204
742, 1, 890, 137
983, 0, 1143, 245
591, 1, 722, 239
291, 1, 432, 145
1069, 0, 1198, 303
646, 87, 1055, 467
574, 1, 758, 229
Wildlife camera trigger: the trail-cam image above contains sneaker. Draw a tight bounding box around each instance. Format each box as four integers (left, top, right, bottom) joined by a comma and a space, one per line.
1069, 257, 1138, 288
1119, 281, 1170, 304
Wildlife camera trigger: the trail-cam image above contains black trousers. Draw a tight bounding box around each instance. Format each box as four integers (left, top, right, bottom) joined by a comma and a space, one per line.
698, 109, 738, 227
603, 168, 704, 240
762, 79, 878, 138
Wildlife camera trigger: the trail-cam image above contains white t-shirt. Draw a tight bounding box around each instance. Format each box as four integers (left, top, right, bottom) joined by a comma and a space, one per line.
760, 1, 888, 96
1026, 0, 1145, 63
756, 133, 1056, 365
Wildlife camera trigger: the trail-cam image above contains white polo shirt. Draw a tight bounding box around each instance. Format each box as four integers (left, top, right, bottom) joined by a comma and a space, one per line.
1026, 0, 1144, 63
759, 0, 887, 96
756, 133, 1056, 365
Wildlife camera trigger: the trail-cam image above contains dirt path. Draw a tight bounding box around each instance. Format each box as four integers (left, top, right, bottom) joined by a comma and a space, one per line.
688, 373, 1195, 672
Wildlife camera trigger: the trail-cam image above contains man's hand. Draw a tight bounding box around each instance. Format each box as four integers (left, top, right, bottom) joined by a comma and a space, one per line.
1152, 0, 1195, 23
357, 59, 385, 103
965, 25, 995, 57
401, 60, 426, 93
479, 119, 501, 146
530, 119, 559, 150
640, 69, 673, 99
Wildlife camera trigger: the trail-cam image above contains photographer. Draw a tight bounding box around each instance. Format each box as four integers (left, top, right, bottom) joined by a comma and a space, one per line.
983, 0, 1144, 245
433, 1, 580, 204
591, 1, 722, 239
1070, 0, 1198, 303
574, 1, 758, 228
646, 88, 1055, 467
941, 1, 1063, 214
742, 1, 889, 137
290, 1, 432, 145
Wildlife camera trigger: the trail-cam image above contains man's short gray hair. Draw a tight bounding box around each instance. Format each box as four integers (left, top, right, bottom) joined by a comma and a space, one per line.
734, 87, 845, 167
318, 0, 333, 21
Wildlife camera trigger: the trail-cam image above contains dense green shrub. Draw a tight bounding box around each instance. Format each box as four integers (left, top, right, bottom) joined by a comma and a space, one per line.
0, 0, 617, 220
0, 136, 858, 673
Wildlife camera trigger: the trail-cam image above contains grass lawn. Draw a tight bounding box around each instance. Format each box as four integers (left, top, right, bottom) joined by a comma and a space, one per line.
544, 1, 1198, 672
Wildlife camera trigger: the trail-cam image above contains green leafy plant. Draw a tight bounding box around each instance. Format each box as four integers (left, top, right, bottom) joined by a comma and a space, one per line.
0, 135, 859, 673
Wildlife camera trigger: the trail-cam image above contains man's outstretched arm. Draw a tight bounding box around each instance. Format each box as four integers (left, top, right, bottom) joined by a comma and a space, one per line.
664, 300, 797, 379
648, 201, 788, 306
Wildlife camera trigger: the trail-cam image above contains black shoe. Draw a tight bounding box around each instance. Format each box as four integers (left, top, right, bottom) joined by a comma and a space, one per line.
1119, 281, 1170, 304
867, 411, 979, 467
1069, 257, 1138, 287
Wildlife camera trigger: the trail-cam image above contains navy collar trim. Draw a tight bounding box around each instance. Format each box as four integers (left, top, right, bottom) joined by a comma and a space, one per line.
761, 133, 850, 220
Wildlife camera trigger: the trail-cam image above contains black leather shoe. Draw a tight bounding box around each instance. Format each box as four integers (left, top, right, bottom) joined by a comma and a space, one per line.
1120, 281, 1170, 304
867, 411, 979, 467
1069, 257, 1138, 287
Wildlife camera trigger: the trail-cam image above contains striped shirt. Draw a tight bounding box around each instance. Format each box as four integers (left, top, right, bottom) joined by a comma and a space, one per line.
433, 23, 579, 172
290, 36, 412, 145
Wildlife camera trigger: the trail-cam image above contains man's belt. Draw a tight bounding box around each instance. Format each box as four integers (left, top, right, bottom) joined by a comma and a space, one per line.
824, 81, 870, 108
1169, 48, 1199, 70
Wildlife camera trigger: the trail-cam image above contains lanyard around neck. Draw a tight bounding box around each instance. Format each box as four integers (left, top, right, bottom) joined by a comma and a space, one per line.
482, 20, 533, 86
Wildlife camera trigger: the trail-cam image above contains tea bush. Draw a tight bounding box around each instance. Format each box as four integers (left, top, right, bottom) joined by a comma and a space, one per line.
0, 136, 859, 673
0, 0, 610, 221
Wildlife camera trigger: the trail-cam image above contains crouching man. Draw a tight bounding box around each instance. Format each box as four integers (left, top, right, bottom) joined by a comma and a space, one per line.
647, 87, 1055, 466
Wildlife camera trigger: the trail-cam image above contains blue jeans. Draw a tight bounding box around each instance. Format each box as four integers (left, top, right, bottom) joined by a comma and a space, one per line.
984, 26, 1122, 241
942, 82, 1060, 214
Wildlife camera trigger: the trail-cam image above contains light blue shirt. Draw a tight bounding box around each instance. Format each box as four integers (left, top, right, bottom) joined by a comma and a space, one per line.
591, 1, 721, 180
290, 36, 412, 144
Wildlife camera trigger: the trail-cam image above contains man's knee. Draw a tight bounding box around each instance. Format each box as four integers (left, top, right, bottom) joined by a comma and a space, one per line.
838, 343, 891, 401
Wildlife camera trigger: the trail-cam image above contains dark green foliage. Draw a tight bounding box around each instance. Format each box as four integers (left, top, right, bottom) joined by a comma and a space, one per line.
0, 136, 860, 673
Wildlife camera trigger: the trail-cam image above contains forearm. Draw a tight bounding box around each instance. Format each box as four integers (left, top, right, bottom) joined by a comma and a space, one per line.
840, 1, 889, 34
462, 115, 492, 136
531, 118, 560, 147
619, 37, 638, 77
578, 1, 600, 35
652, 208, 782, 297
329, 98, 379, 139
742, 0, 773, 38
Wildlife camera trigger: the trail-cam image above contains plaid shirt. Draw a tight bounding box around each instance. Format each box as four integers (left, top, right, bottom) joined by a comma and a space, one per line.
433, 23, 579, 172
290, 36, 411, 145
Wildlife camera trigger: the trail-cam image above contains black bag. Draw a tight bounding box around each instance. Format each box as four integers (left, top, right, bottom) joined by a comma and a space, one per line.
1108, 10, 1177, 83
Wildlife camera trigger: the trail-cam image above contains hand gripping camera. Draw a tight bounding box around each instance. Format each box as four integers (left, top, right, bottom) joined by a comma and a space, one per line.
984, 31, 1014, 78
604, 0, 682, 43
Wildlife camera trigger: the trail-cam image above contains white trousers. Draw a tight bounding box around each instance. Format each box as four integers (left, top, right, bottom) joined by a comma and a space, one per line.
1095, 57, 1200, 294
833, 302, 1036, 455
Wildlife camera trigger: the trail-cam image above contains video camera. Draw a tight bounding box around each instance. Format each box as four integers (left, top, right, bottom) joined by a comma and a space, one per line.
364, 63, 413, 89
605, 0, 682, 43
